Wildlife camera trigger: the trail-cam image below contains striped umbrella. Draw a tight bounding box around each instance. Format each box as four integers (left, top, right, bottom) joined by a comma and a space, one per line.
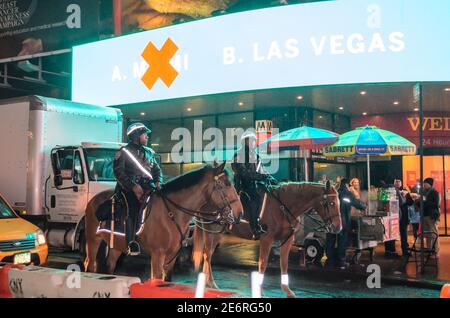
262, 125, 339, 181
323, 126, 417, 212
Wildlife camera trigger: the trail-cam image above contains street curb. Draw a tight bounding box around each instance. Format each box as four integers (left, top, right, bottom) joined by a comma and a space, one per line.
212, 260, 446, 291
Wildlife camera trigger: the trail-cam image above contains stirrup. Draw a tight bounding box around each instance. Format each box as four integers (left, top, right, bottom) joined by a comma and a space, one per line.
127, 241, 141, 256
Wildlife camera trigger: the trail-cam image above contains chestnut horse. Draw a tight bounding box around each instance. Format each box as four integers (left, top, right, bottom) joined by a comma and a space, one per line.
192, 181, 341, 298
83, 162, 243, 280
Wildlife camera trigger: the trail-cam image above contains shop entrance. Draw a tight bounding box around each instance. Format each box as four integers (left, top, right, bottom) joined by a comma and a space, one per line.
403, 155, 450, 236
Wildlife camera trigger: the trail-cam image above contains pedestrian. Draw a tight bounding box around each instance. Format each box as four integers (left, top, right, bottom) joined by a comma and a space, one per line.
393, 179, 414, 257
407, 189, 421, 239
349, 178, 365, 215
422, 178, 440, 255
325, 178, 366, 269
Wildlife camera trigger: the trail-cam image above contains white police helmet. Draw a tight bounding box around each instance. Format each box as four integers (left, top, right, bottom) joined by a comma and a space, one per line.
126, 123, 151, 141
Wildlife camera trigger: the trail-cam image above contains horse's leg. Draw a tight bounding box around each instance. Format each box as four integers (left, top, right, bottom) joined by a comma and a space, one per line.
151, 252, 166, 280
84, 232, 102, 273
279, 235, 296, 298
164, 260, 176, 282
203, 233, 220, 289
105, 248, 122, 275
258, 235, 274, 295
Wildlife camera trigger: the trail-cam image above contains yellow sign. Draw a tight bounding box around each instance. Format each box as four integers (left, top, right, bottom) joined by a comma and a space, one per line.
255, 120, 273, 133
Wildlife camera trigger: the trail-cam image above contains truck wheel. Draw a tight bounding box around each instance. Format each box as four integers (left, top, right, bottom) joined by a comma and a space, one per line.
305, 239, 323, 264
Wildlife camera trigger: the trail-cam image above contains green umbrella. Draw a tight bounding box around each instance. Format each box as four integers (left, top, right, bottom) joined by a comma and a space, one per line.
323, 126, 417, 212
262, 125, 339, 181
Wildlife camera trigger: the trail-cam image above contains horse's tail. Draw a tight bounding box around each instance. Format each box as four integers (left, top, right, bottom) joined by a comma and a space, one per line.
192, 226, 204, 272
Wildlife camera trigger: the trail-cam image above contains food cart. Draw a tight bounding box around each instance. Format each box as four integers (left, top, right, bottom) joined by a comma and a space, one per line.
347, 187, 400, 264
295, 187, 401, 265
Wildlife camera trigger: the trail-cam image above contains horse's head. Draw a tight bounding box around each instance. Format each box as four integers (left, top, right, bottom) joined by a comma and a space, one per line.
315, 181, 342, 234
204, 161, 244, 225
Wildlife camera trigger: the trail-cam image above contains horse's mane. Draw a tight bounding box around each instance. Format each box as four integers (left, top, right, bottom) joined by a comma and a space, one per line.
162, 165, 211, 194
277, 181, 335, 195
162, 165, 233, 194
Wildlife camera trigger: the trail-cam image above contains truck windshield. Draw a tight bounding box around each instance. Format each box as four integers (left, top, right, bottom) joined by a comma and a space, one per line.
84, 148, 118, 182
0, 197, 17, 219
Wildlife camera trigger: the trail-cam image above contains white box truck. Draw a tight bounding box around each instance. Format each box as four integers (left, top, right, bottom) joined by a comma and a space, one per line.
0, 95, 123, 251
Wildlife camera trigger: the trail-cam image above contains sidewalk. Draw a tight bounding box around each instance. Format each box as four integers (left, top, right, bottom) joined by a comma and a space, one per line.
212, 234, 450, 290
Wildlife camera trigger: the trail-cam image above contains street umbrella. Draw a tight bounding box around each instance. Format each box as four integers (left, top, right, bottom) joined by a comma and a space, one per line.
262, 125, 339, 181
323, 125, 417, 212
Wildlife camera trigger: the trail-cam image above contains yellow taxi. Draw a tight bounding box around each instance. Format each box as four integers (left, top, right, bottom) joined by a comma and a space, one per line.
0, 193, 48, 265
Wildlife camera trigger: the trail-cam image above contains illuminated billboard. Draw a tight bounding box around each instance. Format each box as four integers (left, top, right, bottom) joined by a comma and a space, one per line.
72, 0, 450, 106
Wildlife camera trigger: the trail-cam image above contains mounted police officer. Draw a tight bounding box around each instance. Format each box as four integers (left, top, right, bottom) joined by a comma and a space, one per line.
231, 131, 268, 240
113, 123, 163, 256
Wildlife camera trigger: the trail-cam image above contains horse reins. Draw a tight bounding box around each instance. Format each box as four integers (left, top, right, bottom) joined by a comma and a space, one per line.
265, 183, 337, 247
159, 173, 239, 266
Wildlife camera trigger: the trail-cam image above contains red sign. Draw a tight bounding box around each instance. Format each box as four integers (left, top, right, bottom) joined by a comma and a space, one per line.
352, 112, 450, 148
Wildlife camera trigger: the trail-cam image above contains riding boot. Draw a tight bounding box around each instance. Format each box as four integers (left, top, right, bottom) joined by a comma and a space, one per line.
250, 209, 261, 240
125, 206, 140, 256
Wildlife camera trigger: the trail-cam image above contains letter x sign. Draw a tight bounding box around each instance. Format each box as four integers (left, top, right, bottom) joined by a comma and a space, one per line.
141, 38, 179, 89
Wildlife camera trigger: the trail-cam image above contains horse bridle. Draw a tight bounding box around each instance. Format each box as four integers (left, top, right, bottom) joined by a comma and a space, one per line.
159, 172, 240, 266
161, 172, 240, 226
313, 192, 338, 232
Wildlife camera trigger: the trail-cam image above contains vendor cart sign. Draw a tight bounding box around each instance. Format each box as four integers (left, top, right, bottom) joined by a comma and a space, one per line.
72, 0, 450, 106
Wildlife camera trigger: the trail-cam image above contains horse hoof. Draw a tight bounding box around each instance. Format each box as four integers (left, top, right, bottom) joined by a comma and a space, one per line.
281, 285, 296, 298
287, 291, 296, 298
207, 282, 219, 289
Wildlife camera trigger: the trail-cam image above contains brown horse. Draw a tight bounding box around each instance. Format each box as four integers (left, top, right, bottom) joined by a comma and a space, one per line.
83, 162, 243, 281
192, 181, 341, 298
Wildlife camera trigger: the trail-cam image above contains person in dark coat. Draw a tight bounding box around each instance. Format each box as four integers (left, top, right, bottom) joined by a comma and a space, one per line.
325, 178, 366, 269
422, 178, 440, 255
113, 123, 163, 255
394, 179, 415, 257
231, 131, 267, 240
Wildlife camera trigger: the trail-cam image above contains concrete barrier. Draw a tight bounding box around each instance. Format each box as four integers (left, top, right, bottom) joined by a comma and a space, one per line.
8, 266, 66, 298
59, 271, 140, 298
0, 264, 24, 298
6, 265, 140, 298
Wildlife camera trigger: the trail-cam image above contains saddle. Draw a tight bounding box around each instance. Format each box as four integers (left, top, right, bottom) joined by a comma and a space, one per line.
96, 191, 153, 237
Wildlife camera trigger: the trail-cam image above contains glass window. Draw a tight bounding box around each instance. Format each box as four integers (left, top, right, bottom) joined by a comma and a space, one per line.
313, 111, 332, 130
0, 197, 16, 219
313, 162, 346, 186
184, 116, 216, 151
148, 118, 183, 153
161, 163, 181, 180
334, 113, 351, 134
73, 151, 85, 184
84, 148, 117, 182
255, 108, 296, 132
218, 112, 253, 149
181, 163, 204, 174
58, 149, 74, 179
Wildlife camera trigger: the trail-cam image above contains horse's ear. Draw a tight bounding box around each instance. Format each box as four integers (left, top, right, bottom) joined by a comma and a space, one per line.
213, 159, 219, 168
326, 180, 331, 191
215, 161, 226, 174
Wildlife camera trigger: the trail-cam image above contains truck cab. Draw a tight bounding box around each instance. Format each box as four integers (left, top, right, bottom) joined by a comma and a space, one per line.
45, 142, 124, 251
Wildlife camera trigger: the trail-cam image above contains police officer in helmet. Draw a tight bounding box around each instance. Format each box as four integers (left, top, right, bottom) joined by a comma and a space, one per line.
113, 123, 163, 256
232, 131, 268, 240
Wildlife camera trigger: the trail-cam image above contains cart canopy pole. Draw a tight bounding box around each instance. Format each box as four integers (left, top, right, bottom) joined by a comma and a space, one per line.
367, 154, 371, 214
304, 147, 308, 182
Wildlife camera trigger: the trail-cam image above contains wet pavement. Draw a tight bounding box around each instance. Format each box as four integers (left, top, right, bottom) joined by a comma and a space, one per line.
42, 233, 449, 298
210, 234, 450, 290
